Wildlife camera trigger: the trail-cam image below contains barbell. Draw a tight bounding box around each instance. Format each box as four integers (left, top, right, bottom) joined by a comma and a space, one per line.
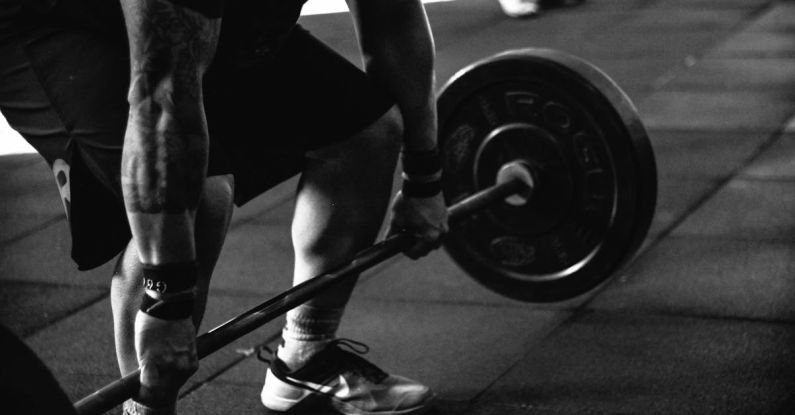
73, 48, 657, 414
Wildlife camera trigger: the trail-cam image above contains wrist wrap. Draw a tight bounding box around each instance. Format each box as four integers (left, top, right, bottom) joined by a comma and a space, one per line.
141, 262, 198, 295
140, 291, 195, 320
401, 148, 442, 177
401, 148, 443, 198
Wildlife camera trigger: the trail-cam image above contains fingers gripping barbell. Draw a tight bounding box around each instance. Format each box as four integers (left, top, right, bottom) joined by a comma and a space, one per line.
74, 48, 657, 414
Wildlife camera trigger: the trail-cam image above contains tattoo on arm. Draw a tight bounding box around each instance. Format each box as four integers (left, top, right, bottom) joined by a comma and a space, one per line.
120, 0, 221, 214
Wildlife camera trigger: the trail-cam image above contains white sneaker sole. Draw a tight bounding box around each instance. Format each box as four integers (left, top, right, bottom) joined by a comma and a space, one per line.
261, 369, 436, 415
261, 369, 314, 412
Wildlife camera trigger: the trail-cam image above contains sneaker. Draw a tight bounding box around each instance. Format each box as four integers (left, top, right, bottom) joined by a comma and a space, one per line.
498, 0, 541, 18
260, 339, 435, 415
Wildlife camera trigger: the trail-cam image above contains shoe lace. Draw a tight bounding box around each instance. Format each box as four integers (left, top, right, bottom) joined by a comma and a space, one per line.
330, 338, 388, 383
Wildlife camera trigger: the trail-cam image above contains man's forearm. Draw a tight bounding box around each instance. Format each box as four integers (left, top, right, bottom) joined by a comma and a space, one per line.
120, 0, 221, 264
348, 0, 437, 152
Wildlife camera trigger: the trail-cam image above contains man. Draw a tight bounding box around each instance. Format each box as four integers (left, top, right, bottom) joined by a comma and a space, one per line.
0, 0, 447, 414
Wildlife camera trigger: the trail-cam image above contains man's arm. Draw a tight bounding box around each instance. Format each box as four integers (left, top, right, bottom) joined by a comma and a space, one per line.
347, 0, 448, 258
346, 0, 437, 153
120, 0, 220, 263
119, 0, 220, 408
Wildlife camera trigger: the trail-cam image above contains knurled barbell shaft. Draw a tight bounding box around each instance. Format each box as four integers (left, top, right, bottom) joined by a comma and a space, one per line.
73, 175, 530, 415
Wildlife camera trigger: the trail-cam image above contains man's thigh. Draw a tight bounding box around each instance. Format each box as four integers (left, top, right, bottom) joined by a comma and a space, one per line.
206, 26, 397, 205
0, 11, 229, 270
0, 13, 132, 270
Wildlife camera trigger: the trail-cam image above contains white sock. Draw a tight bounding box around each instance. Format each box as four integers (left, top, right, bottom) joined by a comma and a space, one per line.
277, 305, 344, 370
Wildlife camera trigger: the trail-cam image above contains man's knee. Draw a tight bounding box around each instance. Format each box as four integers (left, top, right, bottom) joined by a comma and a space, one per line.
352, 104, 403, 165
195, 174, 234, 275
308, 105, 403, 162
199, 175, 234, 219
370, 105, 403, 153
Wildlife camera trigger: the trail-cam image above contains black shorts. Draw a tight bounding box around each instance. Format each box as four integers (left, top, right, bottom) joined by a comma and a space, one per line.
0, 3, 395, 270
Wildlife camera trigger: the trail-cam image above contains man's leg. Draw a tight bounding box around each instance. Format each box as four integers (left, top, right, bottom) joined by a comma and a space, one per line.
261, 107, 435, 414
292, 106, 401, 307
111, 174, 234, 396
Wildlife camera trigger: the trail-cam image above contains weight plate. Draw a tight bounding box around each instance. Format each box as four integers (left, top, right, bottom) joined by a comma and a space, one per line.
438, 48, 657, 302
